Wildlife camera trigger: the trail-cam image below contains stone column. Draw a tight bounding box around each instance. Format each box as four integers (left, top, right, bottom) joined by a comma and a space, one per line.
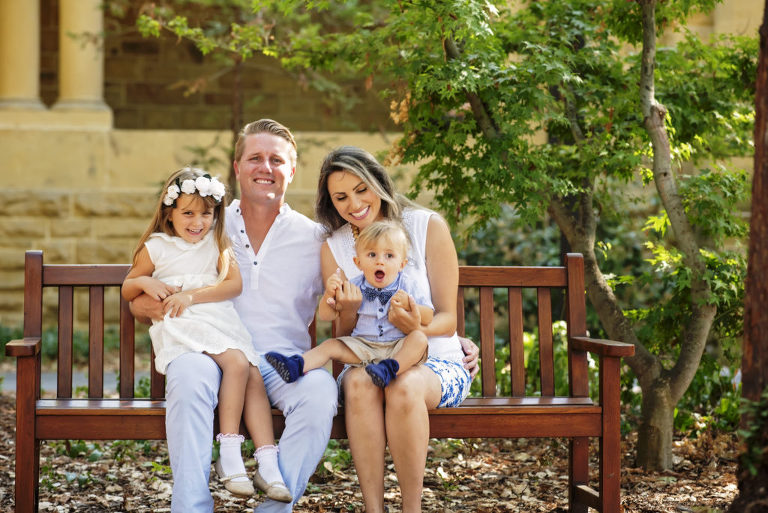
52, 0, 111, 114
0, 0, 45, 109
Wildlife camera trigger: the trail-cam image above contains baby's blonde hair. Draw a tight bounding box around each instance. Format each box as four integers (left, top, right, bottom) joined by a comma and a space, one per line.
132, 166, 233, 280
355, 219, 411, 259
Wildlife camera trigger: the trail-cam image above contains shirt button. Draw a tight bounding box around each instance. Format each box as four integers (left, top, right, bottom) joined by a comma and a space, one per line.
378, 308, 383, 312
246, 244, 250, 248
253, 261, 258, 265
240, 229, 245, 233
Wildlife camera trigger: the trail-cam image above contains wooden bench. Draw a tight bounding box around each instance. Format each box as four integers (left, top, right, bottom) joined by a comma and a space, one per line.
6, 250, 634, 512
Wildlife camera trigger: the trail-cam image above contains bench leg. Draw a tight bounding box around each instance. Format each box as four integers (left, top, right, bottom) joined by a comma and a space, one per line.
14, 438, 40, 513
599, 357, 622, 513
14, 355, 41, 512
569, 436, 589, 513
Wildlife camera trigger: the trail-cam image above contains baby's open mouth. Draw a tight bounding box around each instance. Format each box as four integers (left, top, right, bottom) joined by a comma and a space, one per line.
375, 270, 385, 280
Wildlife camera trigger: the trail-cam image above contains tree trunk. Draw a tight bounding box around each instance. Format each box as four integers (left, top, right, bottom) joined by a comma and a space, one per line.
632, 0, 717, 470
550, 194, 675, 470
636, 379, 675, 470
728, 1, 768, 510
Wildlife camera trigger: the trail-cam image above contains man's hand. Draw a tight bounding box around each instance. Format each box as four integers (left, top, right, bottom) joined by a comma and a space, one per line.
460, 336, 480, 379
129, 293, 166, 323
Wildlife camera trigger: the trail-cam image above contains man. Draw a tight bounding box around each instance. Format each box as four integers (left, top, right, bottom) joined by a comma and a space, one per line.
131, 119, 338, 512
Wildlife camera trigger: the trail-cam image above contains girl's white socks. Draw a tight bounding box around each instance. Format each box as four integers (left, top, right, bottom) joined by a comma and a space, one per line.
216, 433, 249, 483
254, 444, 285, 485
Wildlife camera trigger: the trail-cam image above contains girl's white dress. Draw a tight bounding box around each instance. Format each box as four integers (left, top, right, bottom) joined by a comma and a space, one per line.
144, 232, 259, 374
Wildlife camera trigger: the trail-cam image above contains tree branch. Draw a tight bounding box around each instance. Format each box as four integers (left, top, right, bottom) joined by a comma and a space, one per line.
639, 0, 716, 401
444, 38, 500, 140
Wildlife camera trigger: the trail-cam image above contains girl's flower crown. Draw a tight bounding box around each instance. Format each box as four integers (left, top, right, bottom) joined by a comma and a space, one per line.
163, 174, 226, 207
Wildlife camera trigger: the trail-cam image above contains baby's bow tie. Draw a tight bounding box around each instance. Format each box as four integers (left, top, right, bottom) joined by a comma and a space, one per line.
362, 286, 394, 304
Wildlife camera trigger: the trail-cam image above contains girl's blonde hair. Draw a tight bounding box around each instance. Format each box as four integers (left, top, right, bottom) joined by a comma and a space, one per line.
132, 166, 234, 280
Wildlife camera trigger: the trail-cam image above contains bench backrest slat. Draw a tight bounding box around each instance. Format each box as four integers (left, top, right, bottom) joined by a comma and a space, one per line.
119, 297, 135, 398
88, 287, 105, 398
150, 347, 165, 399
456, 287, 465, 338
57, 286, 74, 398
507, 287, 525, 397
537, 287, 555, 396
478, 286, 496, 397
565, 253, 589, 397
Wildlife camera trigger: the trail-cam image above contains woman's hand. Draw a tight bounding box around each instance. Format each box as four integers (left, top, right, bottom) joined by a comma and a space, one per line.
389, 295, 422, 334
460, 337, 480, 379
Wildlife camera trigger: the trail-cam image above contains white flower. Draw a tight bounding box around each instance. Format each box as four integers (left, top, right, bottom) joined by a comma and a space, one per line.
180, 179, 197, 195
163, 184, 180, 206
209, 177, 226, 201
195, 176, 213, 197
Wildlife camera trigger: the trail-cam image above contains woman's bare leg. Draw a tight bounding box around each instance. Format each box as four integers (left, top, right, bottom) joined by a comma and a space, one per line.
344, 367, 387, 513
385, 366, 441, 513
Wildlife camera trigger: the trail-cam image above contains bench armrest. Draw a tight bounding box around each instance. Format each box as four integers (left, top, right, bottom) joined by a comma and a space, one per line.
5, 337, 41, 357
570, 336, 634, 358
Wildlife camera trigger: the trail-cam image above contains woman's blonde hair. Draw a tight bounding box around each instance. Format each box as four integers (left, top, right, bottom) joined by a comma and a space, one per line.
132, 166, 234, 280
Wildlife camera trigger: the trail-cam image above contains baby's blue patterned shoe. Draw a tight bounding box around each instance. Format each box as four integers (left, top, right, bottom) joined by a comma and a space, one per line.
265, 352, 304, 383
365, 359, 400, 388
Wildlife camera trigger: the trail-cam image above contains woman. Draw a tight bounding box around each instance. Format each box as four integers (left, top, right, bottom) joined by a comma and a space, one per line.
315, 146, 479, 512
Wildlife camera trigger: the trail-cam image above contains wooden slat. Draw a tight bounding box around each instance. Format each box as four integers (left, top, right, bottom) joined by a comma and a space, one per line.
150, 347, 165, 399
456, 287, 465, 337
89, 286, 105, 398
479, 286, 496, 396
537, 288, 555, 397
573, 484, 600, 512
119, 297, 135, 398
35, 400, 602, 440
508, 288, 525, 396
460, 266, 567, 287
43, 264, 130, 286
57, 286, 74, 398
23, 251, 43, 340
565, 253, 589, 398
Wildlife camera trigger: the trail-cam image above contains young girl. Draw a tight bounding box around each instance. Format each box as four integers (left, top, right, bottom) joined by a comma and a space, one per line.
121, 166, 291, 502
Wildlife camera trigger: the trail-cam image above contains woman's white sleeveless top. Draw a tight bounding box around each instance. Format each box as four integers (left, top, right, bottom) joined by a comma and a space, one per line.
326, 208, 464, 362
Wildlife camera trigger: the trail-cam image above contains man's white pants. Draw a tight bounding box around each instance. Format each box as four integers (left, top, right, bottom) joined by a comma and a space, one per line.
165, 352, 338, 512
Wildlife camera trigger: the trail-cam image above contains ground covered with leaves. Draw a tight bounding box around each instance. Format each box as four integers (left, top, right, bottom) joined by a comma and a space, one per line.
0, 392, 739, 512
